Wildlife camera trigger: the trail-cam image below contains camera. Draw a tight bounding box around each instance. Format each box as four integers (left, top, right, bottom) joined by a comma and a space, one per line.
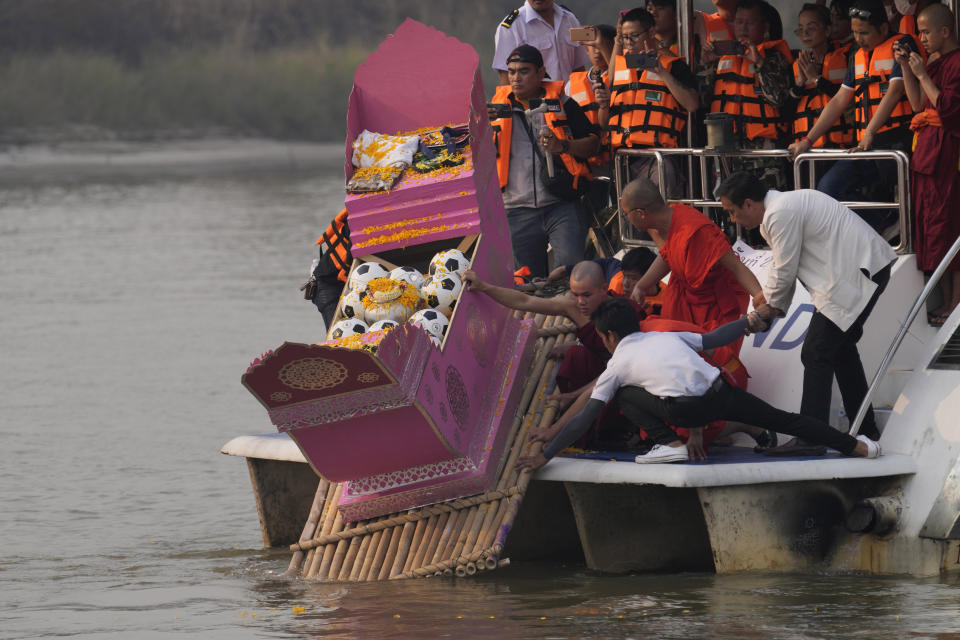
486, 103, 513, 119
625, 52, 659, 70
897, 36, 919, 54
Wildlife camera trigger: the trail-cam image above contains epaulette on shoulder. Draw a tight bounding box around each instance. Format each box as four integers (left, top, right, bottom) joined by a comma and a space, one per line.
501, 9, 519, 28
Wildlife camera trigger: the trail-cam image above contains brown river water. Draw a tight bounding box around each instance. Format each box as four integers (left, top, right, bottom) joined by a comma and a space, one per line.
2, 141, 960, 639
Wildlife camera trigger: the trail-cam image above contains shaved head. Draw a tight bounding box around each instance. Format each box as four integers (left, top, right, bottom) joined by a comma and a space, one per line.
919, 3, 955, 32
570, 260, 605, 287
620, 178, 666, 211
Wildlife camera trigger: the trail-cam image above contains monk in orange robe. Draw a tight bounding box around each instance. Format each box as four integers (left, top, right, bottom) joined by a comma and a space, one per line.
621, 178, 765, 380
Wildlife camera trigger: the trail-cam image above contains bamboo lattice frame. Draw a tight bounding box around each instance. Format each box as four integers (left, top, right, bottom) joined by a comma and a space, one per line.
284, 312, 578, 581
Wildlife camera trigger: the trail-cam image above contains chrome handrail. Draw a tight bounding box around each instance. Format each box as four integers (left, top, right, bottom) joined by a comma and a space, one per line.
849, 234, 960, 436
793, 149, 912, 254
613, 147, 913, 253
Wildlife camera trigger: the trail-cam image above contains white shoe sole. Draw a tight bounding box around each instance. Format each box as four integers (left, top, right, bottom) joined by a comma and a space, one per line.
634, 451, 689, 464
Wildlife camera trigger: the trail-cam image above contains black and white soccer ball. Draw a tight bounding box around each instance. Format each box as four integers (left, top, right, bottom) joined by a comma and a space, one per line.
429, 249, 470, 277
330, 318, 369, 339
421, 273, 463, 318
368, 319, 400, 332
340, 289, 366, 319
408, 308, 449, 339
349, 262, 390, 292
389, 265, 427, 289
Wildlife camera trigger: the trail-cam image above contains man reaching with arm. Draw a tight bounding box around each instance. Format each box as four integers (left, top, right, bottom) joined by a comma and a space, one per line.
518, 298, 881, 471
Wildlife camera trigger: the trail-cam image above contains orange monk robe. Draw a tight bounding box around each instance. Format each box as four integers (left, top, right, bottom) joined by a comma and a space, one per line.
656, 204, 750, 372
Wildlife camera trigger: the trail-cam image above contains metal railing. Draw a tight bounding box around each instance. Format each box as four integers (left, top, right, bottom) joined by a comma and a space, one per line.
793, 149, 912, 254
613, 146, 914, 254
849, 234, 960, 436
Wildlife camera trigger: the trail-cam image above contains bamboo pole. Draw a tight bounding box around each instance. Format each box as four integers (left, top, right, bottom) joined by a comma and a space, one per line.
402, 518, 428, 574
388, 520, 417, 577
314, 512, 344, 579
326, 521, 355, 580
436, 507, 470, 565
348, 530, 374, 582
305, 483, 343, 578
378, 525, 403, 580
285, 478, 329, 577
336, 532, 363, 581
414, 511, 449, 570
289, 487, 519, 552
357, 528, 385, 582
367, 526, 395, 581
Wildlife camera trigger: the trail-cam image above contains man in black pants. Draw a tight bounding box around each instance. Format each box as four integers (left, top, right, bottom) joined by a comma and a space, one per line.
517, 298, 880, 469
716, 172, 896, 449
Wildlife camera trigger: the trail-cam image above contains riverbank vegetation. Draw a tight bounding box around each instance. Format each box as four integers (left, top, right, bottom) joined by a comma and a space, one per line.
0, 0, 617, 143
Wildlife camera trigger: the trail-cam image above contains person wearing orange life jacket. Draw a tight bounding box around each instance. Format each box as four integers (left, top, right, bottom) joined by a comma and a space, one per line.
308, 208, 352, 327
788, 0, 924, 219
790, 4, 856, 148
564, 24, 616, 172
489, 44, 601, 278
598, 8, 699, 197
706, 0, 795, 147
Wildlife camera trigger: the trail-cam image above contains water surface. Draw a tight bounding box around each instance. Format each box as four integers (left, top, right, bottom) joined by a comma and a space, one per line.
2, 150, 960, 639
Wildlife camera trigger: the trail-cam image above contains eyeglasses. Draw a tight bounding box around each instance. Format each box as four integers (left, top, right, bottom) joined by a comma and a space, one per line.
848, 7, 872, 19
621, 30, 650, 43
793, 25, 824, 36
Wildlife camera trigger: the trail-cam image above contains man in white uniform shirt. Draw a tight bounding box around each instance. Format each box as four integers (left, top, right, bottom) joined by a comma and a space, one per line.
493, 0, 590, 85
517, 298, 880, 469
716, 172, 897, 447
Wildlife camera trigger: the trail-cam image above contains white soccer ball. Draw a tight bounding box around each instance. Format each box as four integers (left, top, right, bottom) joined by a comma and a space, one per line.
389, 265, 427, 289
408, 308, 449, 339
349, 262, 390, 293
330, 318, 368, 340
429, 249, 471, 277
368, 319, 400, 332
421, 273, 463, 318
340, 288, 366, 319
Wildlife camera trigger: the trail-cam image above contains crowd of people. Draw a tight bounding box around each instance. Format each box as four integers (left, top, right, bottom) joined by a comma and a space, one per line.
475, 0, 959, 467
488, 0, 958, 320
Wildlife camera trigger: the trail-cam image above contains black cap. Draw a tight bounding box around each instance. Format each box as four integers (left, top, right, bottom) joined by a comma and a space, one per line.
506, 45, 550, 77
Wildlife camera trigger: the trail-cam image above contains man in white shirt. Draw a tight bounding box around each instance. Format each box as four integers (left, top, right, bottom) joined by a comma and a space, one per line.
716, 172, 897, 445
517, 298, 880, 469
493, 0, 590, 85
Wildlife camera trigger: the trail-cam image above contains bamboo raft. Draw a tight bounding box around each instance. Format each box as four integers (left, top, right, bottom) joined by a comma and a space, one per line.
283, 313, 578, 581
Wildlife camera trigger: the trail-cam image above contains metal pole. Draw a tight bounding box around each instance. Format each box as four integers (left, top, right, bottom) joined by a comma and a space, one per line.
849, 233, 960, 436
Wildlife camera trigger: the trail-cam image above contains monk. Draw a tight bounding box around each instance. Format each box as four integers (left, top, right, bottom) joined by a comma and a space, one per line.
897, 4, 960, 325
624, 177, 765, 382
463, 261, 643, 398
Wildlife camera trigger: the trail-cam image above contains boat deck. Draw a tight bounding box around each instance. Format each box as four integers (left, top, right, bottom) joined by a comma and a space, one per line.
223, 434, 916, 488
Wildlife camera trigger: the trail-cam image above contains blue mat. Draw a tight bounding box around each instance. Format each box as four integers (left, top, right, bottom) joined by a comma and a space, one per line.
560, 445, 842, 465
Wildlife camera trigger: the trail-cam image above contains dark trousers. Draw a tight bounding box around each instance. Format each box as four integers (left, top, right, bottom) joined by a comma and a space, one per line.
800, 264, 891, 441
616, 378, 859, 455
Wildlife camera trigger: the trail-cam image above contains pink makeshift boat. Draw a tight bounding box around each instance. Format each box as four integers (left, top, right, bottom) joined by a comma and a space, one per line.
241, 19, 536, 524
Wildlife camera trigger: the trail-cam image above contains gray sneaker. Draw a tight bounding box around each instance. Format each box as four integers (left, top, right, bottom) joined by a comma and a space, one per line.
635, 444, 689, 464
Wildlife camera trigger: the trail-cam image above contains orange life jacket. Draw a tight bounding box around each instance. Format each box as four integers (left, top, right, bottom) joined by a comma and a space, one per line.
792, 43, 855, 147
701, 11, 733, 42
711, 39, 794, 141
898, 14, 917, 37
314, 208, 351, 283
567, 70, 610, 166
608, 54, 689, 149
491, 82, 593, 190
852, 34, 920, 140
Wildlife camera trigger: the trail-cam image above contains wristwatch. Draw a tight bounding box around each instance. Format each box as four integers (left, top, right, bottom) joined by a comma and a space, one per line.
560, 139, 570, 154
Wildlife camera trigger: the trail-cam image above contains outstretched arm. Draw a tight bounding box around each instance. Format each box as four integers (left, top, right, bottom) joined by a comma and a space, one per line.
700, 316, 750, 350
463, 269, 569, 315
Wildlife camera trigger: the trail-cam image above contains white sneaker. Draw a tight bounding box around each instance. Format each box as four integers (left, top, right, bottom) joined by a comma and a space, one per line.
635, 444, 689, 464
855, 435, 882, 459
